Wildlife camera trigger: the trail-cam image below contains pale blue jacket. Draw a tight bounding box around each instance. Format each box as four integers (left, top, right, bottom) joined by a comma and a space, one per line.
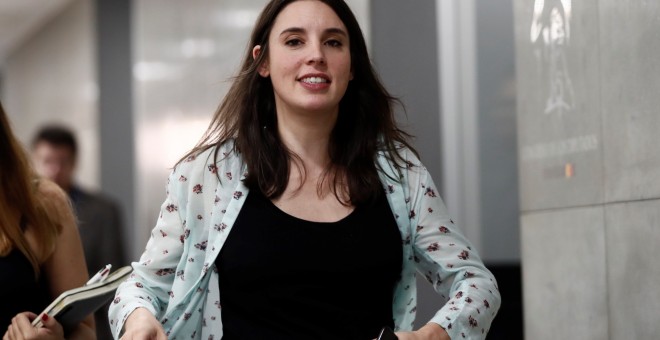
109, 141, 500, 339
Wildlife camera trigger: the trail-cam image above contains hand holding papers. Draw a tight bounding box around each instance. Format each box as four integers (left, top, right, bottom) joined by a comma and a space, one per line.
32, 265, 132, 332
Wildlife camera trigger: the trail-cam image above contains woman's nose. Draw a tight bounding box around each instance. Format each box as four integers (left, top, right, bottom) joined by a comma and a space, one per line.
306, 42, 326, 65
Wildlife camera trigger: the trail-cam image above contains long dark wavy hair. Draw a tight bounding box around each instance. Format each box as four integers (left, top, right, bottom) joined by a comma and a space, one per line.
181, 0, 417, 206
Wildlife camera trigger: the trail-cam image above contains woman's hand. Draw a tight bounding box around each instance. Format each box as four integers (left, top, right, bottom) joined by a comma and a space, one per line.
395, 323, 450, 340
3, 312, 64, 340
120, 308, 166, 340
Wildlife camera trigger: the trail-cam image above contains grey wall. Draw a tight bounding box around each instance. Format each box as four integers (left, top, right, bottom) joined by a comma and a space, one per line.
476, 0, 519, 264
515, 0, 660, 338
370, 1, 442, 179
370, 0, 444, 327
96, 0, 136, 260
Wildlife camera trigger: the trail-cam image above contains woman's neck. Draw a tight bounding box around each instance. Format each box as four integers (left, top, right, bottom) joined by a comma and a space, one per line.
274, 107, 348, 203
276, 109, 337, 170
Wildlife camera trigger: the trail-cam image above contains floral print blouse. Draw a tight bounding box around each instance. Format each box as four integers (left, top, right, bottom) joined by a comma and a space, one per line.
109, 140, 500, 339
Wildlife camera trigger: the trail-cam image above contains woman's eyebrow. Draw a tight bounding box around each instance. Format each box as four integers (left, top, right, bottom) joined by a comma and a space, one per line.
279, 27, 348, 37
324, 27, 348, 37
279, 27, 305, 36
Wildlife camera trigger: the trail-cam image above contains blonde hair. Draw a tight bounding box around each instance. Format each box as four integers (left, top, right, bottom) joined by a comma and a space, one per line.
0, 102, 61, 276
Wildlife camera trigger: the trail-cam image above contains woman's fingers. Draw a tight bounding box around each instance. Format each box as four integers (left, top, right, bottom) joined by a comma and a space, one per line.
10, 313, 32, 340
36, 313, 64, 340
4, 312, 65, 340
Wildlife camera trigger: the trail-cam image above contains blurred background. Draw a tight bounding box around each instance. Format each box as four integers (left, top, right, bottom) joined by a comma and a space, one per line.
0, 1, 530, 339
2, 0, 658, 339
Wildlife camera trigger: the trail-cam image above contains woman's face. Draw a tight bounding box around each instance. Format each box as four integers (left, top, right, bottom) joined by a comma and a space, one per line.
255, 0, 352, 119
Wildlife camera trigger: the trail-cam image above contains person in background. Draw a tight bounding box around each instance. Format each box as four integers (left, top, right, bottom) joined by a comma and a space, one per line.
0, 101, 95, 339
110, 0, 501, 339
31, 125, 125, 340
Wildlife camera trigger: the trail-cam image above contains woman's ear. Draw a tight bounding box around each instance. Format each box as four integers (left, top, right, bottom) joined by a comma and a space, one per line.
252, 45, 269, 77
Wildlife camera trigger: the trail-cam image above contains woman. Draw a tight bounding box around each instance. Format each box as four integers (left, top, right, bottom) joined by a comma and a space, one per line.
111, 1, 500, 339
0, 102, 95, 340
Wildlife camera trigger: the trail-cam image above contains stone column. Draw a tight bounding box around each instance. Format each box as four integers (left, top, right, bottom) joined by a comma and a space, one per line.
514, 0, 660, 338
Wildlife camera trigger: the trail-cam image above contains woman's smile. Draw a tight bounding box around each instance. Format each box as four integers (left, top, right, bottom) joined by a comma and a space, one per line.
298, 73, 332, 90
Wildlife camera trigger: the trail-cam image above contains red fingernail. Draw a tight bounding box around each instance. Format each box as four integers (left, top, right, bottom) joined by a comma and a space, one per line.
41, 314, 49, 321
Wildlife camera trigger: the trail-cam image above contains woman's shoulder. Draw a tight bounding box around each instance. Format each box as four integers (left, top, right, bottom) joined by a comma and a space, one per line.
33, 178, 75, 234
37, 179, 71, 210
172, 140, 243, 178
378, 143, 423, 168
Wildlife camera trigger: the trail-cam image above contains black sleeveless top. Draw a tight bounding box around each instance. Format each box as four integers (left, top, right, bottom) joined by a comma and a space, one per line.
0, 248, 50, 328
216, 189, 403, 340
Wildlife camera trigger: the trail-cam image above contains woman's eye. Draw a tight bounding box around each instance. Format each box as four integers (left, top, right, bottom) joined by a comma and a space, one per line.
285, 39, 302, 46
326, 39, 343, 47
